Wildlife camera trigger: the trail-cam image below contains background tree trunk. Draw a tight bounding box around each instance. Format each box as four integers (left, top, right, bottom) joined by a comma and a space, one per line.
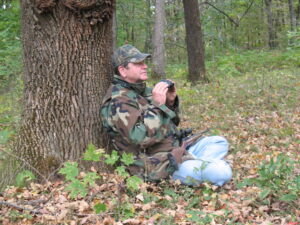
152, 0, 166, 79
183, 0, 207, 83
288, 0, 297, 31
264, 0, 277, 49
11, 0, 114, 179
144, 0, 153, 53
297, 0, 300, 27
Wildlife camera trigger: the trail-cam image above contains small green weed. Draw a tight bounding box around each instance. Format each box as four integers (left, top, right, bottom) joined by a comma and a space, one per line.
59, 161, 99, 198
186, 210, 213, 224
8, 210, 33, 222
238, 153, 299, 205
15, 170, 36, 188
94, 203, 107, 214
59, 144, 142, 200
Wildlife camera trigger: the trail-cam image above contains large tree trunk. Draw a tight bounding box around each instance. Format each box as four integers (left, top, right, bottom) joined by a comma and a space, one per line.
152, 0, 166, 79
9, 0, 114, 180
112, 7, 117, 50
183, 0, 208, 83
264, 0, 277, 49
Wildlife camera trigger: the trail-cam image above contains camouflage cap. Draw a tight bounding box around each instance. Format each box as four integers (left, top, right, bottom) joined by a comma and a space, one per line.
112, 44, 151, 69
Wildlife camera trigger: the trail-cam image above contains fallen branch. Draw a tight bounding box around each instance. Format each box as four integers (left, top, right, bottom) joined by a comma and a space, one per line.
21, 199, 48, 206
0, 201, 41, 214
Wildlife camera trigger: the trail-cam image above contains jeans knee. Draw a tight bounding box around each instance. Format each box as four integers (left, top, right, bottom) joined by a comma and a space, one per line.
212, 136, 228, 146
202, 160, 232, 186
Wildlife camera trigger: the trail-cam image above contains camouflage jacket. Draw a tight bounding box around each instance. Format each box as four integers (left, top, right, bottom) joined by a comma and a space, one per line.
101, 76, 194, 181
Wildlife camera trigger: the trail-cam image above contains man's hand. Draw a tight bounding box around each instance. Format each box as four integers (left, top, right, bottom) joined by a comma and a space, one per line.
152, 80, 177, 106
166, 84, 176, 107
152, 82, 169, 105
171, 147, 186, 164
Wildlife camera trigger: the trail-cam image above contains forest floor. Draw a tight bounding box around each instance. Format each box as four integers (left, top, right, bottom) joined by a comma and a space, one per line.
0, 67, 299, 224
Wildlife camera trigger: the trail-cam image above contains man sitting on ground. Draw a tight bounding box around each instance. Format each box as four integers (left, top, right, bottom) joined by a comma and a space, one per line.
101, 44, 232, 186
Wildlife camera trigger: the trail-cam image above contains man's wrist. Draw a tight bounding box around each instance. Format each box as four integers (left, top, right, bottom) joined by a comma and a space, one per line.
166, 99, 175, 107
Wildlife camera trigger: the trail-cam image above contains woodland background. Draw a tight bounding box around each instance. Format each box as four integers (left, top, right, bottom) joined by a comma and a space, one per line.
0, 0, 299, 224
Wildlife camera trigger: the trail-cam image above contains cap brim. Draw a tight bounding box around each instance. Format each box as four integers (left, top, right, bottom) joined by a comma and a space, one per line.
128, 53, 151, 63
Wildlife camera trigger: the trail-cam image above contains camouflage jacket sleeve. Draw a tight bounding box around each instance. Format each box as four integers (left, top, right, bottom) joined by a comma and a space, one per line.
105, 93, 178, 149
166, 95, 180, 126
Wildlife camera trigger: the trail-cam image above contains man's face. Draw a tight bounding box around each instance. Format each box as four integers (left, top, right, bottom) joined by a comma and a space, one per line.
119, 61, 148, 83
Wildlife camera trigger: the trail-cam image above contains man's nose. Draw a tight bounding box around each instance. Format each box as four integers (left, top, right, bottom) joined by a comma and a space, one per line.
142, 63, 148, 69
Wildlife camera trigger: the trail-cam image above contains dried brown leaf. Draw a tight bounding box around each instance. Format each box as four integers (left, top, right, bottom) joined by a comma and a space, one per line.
123, 218, 142, 224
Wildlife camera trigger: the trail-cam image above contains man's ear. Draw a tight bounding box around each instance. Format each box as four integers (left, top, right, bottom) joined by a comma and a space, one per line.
118, 66, 127, 78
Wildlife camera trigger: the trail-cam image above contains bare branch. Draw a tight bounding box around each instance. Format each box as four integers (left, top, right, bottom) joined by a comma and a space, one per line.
202, 0, 255, 27
239, 0, 255, 22
203, 1, 239, 27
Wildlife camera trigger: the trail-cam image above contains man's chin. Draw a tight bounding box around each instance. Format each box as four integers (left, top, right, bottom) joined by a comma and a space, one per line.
141, 75, 148, 81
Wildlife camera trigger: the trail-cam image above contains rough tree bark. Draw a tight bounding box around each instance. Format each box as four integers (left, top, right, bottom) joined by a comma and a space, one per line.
112, 6, 117, 50
183, 0, 208, 83
152, 0, 166, 79
3, 0, 114, 184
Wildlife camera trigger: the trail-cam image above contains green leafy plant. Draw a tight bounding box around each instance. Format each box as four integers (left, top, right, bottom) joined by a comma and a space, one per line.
59, 161, 79, 180
114, 200, 135, 220
94, 203, 107, 214
83, 143, 105, 162
59, 161, 100, 199
15, 170, 36, 187
104, 150, 120, 165
186, 210, 213, 224
59, 145, 142, 199
126, 175, 142, 191
239, 153, 299, 204
65, 179, 87, 199
287, 28, 300, 49
105, 150, 142, 192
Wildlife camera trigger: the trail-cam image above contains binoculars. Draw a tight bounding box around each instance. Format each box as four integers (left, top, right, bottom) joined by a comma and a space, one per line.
160, 79, 174, 89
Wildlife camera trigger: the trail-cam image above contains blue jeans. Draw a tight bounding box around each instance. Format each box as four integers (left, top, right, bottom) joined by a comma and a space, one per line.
172, 136, 232, 186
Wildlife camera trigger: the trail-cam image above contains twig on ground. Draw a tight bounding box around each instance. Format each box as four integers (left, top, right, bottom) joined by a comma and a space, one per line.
21, 199, 48, 206
0, 201, 41, 214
